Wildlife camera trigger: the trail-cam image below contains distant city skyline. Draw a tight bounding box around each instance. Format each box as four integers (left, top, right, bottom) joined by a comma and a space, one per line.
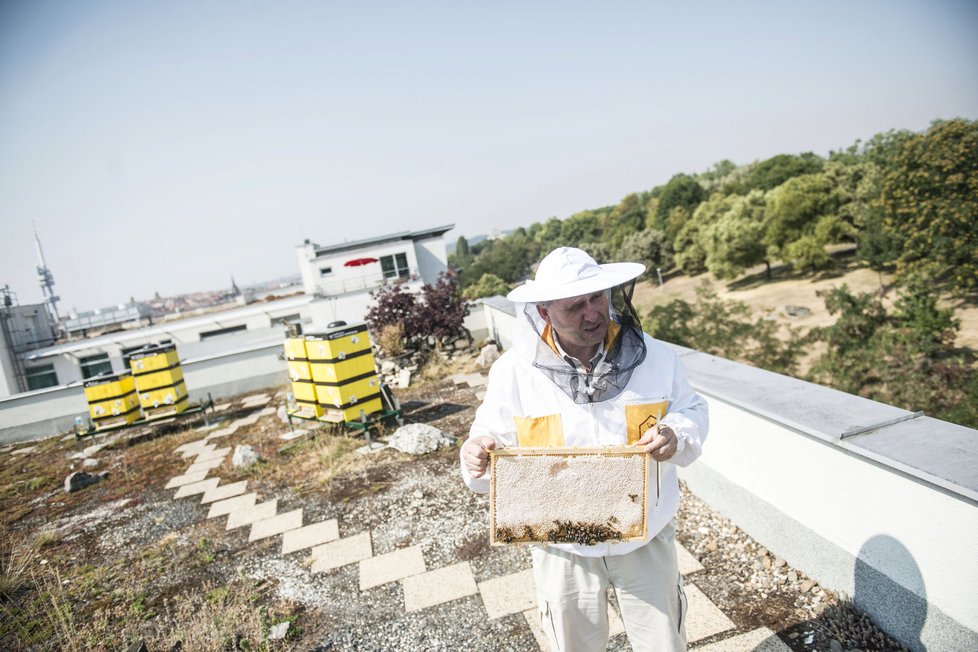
2, 1, 976, 312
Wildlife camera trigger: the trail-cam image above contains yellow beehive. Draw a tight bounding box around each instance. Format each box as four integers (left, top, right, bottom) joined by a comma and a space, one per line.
305, 323, 371, 361
290, 379, 318, 403
292, 399, 325, 419
129, 344, 180, 374
318, 395, 384, 424
139, 380, 187, 416
84, 372, 141, 429
132, 365, 184, 392
284, 337, 309, 361
314, 373, 381, 409
309, 351, 376, 384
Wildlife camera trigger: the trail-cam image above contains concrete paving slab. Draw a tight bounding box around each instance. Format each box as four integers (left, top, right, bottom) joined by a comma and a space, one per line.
248, 508, 303, 542
677, 542, 705, 575
359, 546, 426, 591
185, 458, 224, 475
207, 492, 257, 518
227, 499, 277, 530
175, 439, 210, 454
522, 601, 624, 650
310, 532, 373, 574
200, 481, 248, 504
475, 390, 486, 401
173, 477, 220, 498
204, 427, 236, 440
521, 609, 549, 651
256, 406, 277, 417
61, 433, 77, 442
280, 428, 308, 441
403, 562, 478, 613
281, 519, 340, 554
181, 445, 215, 460
214, 402, 232, 412
695, 627, 791, 652
194, 446, 231, 463
685, 583, 736, 644
478, 569, 536, 619
241, 393, 270, 405
466, 375, 488, 388
164, 470, 209, 489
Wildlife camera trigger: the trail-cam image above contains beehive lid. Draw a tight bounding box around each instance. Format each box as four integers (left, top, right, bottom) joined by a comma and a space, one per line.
489, 447, 649, 545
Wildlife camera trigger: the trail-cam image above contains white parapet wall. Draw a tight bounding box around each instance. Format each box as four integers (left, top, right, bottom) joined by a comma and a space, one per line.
0, 342, 289, 443
674, 345, 978, 652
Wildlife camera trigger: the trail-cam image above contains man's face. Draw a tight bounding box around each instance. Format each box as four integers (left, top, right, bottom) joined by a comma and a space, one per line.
538, 291, 610, 358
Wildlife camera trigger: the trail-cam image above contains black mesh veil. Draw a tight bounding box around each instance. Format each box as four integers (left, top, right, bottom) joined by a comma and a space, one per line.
516, 279, 647, 404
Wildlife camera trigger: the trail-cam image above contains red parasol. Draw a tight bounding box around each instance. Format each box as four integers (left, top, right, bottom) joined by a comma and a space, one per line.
343, 257, 379, 267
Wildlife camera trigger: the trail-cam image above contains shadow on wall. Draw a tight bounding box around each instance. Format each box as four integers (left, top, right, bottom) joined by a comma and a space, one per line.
855, 534, 926, 651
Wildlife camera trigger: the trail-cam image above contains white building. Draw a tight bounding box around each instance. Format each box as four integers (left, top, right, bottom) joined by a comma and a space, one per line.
0, 224, 455, 435
296, 225, 453, 297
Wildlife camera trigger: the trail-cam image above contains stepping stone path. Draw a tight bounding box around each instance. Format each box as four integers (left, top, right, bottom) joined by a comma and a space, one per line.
163, 399, 791, 651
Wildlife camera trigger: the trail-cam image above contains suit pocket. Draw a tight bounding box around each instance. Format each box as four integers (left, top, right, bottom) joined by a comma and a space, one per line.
513, 413, 564, 447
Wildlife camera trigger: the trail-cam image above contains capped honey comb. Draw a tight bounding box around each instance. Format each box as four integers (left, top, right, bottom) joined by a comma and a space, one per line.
489, 447, 649, 545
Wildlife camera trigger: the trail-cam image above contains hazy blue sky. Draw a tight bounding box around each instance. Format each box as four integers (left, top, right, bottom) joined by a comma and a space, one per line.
1, 1, 976, 313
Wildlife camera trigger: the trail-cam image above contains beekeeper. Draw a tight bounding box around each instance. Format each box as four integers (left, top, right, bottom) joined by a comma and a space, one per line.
460, 246, 709, 652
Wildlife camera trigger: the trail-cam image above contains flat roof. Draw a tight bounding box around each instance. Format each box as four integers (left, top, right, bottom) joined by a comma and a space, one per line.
25, 294, 315, 359
309, 224, 454, 257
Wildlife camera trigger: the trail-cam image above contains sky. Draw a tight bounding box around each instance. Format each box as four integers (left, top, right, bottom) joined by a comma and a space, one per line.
1, 1, 976, 314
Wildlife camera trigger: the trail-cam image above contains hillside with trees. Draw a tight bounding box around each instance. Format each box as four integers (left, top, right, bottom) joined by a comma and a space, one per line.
450, 118, 978, 428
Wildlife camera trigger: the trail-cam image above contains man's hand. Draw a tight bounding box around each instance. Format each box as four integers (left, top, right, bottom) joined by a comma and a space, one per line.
638, 424, 679, 462
462, 435, 497, 478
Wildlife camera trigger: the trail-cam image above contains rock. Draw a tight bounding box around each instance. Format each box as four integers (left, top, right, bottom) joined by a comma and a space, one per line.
126, 641, 148, 652
762, 556, 772, 569
397, 368, 412, 389
774, 557, 786, 568
64, 471, 107, 493
82, 444, 105, 457
828, 638, 843, 652
387, 423, 454, 455
277, 406, 288, 423
787, 571, 798, 583
477, 343, 501, 367
381, 360, 396, 375
268, 622, 290, 640
453, 338, 469, 350
707, 540, 718, 552
82, 458, 100, 469
784, 305, 811, 317
232, 445, 260, 468
800, 579, 815, 592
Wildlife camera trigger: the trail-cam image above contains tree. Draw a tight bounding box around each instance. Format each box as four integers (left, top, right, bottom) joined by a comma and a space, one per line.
808, 282, 975, 427
616, 229, 673, 277
462, 273, 510, 300
764, 173, 839, 265
421, 273, 469, 338
646, 285, 802, 375
881, 118, 978, 294
702, 191, 768, 279
653, 174, 705, 232
727, 152, 824, 194
603, 193, 646, 248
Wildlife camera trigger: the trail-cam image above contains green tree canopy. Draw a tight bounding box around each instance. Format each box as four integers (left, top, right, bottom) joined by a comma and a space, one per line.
881, 118, 978, 294
727, 152, 825, 194
653, 174, 705, 233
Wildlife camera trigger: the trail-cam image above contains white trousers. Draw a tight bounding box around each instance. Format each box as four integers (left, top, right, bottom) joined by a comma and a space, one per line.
530, 521, 688, 652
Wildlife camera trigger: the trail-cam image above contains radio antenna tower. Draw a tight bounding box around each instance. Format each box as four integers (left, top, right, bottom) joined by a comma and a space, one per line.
33, 222, 61, 322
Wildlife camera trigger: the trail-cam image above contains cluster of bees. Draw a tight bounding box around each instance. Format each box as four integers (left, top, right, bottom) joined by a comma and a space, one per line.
495, 517, 625, 545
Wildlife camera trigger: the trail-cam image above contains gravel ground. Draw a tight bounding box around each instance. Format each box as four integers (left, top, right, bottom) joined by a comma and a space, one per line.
5, 377, 907, 651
